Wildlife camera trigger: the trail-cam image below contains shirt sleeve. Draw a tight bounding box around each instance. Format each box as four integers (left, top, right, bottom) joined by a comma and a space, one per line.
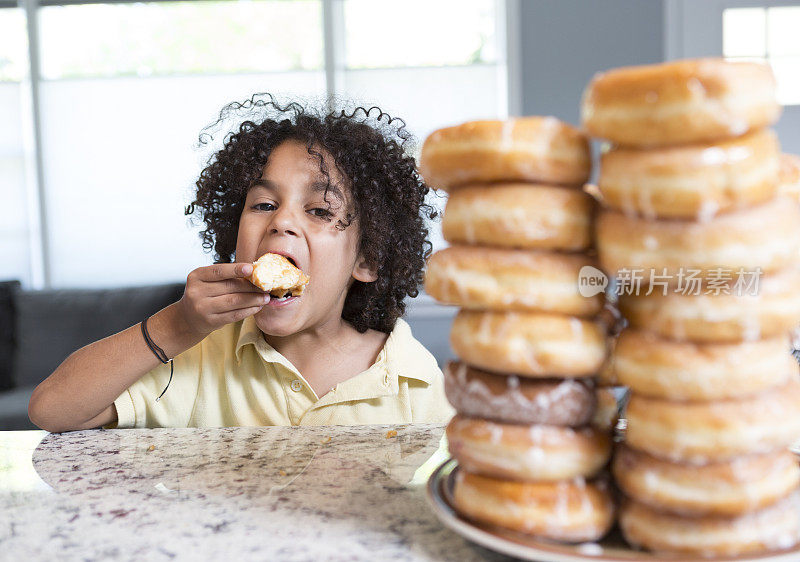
104, 343, 203, 429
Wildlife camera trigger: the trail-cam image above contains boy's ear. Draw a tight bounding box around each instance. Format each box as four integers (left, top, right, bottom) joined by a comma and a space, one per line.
352, 256, 378, 283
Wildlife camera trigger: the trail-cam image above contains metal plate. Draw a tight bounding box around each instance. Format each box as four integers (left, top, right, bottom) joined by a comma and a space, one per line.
426, 458, 800, 562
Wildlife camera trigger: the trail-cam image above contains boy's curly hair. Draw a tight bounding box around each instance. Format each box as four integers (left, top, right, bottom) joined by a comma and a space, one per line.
185, 93, 438, 334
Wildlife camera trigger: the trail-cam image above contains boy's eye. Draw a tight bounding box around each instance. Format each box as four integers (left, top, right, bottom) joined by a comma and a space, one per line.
309, 207, 333, 219
253, 202, 276, 211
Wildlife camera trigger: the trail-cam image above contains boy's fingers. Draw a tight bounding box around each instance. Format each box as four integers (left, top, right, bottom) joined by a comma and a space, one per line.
196, 263, 253, 282
207, 278, 264, 297
208, 292, 270, 313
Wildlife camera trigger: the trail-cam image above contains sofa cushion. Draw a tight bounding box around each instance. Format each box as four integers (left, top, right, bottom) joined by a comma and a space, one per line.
13, 282, 185, 388
0, 280, 20, 390
0, 386, 36, 430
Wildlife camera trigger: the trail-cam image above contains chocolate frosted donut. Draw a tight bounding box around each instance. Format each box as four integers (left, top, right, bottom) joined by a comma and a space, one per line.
443, 361, 596, 426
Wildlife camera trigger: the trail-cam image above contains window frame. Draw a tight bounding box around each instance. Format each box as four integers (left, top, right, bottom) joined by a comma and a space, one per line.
6, 0, 516, 289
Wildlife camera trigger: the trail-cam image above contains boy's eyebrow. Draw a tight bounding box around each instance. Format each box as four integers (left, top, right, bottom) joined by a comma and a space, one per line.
249, 179, 274, 190
249, 178, 346, 203
309, 180, 345, 202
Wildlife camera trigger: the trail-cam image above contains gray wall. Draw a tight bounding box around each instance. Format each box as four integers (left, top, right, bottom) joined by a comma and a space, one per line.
667, 0, 800, 154
518, 0, 666, 126
409, 0, 669, 366
515, 0, 800, 154
411, 0, 799, 367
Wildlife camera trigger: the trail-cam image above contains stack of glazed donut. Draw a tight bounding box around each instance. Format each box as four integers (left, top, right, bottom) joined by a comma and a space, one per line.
780, 153, 800, 206
420, 117, 616, 542
583, 58, 800, 557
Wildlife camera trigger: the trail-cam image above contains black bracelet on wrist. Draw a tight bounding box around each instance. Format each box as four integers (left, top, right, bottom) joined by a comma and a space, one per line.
141, 315, 174, 402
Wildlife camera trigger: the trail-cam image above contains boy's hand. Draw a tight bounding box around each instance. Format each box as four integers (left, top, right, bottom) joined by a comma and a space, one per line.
176, 263, 270, 337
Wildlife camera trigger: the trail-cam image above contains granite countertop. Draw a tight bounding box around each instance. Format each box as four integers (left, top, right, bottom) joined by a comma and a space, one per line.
0, 425, 512, 561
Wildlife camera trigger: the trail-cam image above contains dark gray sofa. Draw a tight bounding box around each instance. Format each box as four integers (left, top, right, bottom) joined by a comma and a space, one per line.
0, 281, 185, 430
0, 282, 458, 431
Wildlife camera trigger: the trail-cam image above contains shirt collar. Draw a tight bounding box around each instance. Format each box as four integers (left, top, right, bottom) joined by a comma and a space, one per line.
382, 318, 434, 385
235, 315, 261, 362
235, 316, 301, 375
234, 315, 433, 386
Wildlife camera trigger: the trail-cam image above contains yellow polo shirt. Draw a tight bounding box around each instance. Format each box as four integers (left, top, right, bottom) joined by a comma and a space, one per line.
105, 316, 455, 428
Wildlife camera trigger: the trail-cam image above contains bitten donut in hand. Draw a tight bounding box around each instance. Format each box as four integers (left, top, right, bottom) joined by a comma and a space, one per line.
597, 196, 800, 278
248, 253, 309, 297
613, 330, 794, 400
598, 129, 780, 219
619, 494, 800, 557
581, 58, 780, 147
618, 266, 800, 342
450, 310, 607, 378
419, 117, 591, 189
443, 361, 596, 426
453, 470, 615, 542
614, 445, 800, 517
425, 245, 603, 317
625, 379, 800, 463
442, 183, 595, 251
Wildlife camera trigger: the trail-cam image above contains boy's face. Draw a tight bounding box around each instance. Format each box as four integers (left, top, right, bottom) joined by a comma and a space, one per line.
235, 139, 376, 336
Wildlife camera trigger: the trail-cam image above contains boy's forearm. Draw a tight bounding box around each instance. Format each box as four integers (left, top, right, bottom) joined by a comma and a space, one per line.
28, 302, 204, 432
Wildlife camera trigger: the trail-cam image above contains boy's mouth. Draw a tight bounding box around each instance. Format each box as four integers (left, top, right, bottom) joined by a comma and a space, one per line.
269, 289, 294, 299
266, 293, 299, 308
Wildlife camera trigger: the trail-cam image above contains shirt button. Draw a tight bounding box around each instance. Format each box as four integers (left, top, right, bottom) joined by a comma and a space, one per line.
290, 379, 303, 392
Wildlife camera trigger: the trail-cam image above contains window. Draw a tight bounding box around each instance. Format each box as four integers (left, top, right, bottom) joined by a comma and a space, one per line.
31, 0, 325, 288
2, 0, 509, 289
339, 0, 507, 255
0, 6, 35, 287
723, 6, 800, 105
38, 1, 323, 79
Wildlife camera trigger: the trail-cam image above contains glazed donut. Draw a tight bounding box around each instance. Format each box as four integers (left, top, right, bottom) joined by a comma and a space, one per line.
425, 246, 603, 317
442, 183, 595, 251
597, 196, 800, 278
581, 58, 781, 147
619, 494, 800, 557
613, 330, 795, 400
419, 117, 591, 189
598, 129, 780, 219
450, 310, 607, 378
614, 445, 800, 517
442, 361, 596, 426
618, 266, 800, 342
446, 415, 611, 482
453, 470, 615, 542
779, 153, 800, 205
625, 380, 800, 464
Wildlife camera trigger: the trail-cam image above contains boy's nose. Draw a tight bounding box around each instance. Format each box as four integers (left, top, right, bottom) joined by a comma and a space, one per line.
269, 206, 299, 237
